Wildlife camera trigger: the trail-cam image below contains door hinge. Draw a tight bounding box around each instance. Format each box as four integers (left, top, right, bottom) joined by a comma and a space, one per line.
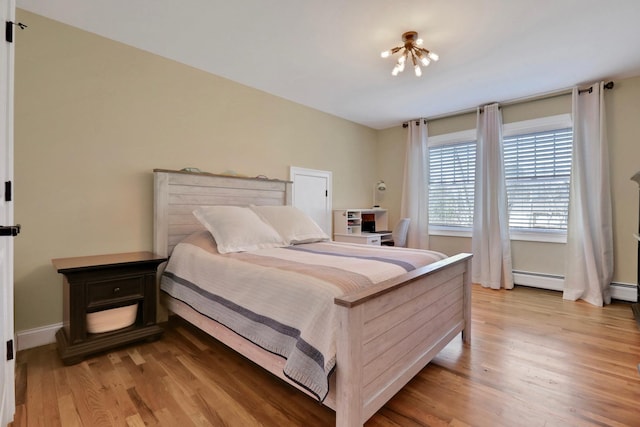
5, 21, 11, 43
6, 339, 13, 361
325, 190, 328, 197
6, 21, 27, 43
0, 224, 20, 236
5, 181, 11, 202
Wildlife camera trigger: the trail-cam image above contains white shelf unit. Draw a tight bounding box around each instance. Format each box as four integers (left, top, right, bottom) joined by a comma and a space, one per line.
333, 209, 390, 245
347, 210, 362, 234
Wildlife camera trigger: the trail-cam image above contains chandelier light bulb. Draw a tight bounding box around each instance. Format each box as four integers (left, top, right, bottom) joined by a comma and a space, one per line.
381, 31, 438, 77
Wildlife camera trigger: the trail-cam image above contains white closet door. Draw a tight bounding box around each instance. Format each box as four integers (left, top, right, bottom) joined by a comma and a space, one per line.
289, 167, 332, 236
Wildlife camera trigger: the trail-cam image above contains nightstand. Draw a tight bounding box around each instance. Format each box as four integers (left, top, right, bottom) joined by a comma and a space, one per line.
52, 251, 167, 365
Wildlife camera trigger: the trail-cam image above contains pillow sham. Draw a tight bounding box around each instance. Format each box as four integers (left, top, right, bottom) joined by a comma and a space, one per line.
193, 206, 287, 254
250, 205, 329, 245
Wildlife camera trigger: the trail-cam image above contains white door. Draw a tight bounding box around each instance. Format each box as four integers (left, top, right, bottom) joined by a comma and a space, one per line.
289, 167, 332, 236
1, 1, 16, 425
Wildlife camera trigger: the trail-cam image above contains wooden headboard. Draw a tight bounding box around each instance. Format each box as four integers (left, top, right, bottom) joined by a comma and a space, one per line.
153, 169, 293, 257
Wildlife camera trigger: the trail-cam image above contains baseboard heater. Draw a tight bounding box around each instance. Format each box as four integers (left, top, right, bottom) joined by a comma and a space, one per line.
513, 271, 637, 303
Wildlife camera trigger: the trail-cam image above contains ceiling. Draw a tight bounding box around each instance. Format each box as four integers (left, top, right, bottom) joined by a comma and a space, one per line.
16, 0, 640, 129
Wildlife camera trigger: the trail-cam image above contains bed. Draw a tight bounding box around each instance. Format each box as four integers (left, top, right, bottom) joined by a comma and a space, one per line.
153, 168, 472, 427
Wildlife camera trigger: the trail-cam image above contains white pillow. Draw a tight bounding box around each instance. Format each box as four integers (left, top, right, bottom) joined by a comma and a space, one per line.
250, 205, 329, 245
193, 206, 287, 254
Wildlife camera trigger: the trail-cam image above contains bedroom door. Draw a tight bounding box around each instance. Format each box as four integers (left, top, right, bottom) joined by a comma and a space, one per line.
1, 0, 16, 425
289, 167, 332, 236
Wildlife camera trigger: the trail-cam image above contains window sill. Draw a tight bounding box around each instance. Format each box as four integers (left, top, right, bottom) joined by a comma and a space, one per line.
509, 230, 567, 243
429, 227, 472, 238
429, 227, 567, 243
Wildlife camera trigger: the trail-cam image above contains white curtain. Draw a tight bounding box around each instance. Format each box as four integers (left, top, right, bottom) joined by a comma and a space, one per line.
472, 104, 514, 289
563, 83, 613, 306
401, 119, 429, 249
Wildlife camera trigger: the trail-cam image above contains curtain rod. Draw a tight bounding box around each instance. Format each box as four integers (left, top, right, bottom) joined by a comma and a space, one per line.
402, 81, 615, 126
402, 119, 427, 128
578, 80, 614, 95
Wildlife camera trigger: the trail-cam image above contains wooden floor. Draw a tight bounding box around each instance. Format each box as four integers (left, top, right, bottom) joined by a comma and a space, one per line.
11, 286, 640, 427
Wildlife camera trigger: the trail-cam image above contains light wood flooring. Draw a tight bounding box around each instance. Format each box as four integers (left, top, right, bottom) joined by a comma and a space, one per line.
11, 286, 640, 427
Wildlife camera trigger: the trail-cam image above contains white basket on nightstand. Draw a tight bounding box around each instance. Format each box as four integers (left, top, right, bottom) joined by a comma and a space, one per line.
86, 303, 138, 334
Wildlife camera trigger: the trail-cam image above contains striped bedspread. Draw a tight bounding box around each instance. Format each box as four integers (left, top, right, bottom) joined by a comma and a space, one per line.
160, 230, 447, 402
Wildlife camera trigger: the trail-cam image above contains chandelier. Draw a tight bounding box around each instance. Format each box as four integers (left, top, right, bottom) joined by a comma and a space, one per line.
381, 31, 439, 77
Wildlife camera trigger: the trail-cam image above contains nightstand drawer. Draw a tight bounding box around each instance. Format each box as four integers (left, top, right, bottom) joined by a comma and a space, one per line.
333, 233, 384, 246
366, 235, 381, 245
87, 276, 144, 308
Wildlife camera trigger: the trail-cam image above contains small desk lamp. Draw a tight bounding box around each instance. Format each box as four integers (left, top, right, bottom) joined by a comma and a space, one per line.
373, 180, 386, 208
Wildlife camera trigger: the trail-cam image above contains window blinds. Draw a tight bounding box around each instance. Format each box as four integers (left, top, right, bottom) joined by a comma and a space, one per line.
428, 141, 476, 227
503, 128, 573, 230
428, 128, 573, 231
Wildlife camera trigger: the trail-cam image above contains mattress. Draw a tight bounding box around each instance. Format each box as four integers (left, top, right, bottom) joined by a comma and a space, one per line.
160, 230, 446, 402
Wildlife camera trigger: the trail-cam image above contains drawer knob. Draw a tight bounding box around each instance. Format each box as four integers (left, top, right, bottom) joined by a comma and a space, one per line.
113, 287, 121, 293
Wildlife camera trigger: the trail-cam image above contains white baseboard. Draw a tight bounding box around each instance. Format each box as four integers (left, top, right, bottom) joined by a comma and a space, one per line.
513, 271, 638, 302
16, 323, 61, 351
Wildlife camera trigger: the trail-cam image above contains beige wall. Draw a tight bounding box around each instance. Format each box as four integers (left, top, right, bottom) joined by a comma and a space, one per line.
607, 77, 640, 287
378, 79, 640, 286
13, 10, 640, 333
13, 10, 377, 331
376, 125, 405, 223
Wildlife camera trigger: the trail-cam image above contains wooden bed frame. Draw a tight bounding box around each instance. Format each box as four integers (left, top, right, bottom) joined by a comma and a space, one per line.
153, 168, 472, 427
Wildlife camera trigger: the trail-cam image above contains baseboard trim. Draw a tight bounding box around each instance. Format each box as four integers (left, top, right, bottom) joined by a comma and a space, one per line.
513, 271, 638, 302
16, 323, 61, 351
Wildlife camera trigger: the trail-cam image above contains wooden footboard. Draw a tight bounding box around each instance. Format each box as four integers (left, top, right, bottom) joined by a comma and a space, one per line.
334, 253, 472, 427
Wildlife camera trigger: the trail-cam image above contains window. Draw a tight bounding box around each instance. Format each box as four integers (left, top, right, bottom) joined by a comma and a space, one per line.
427, 114, 573, 242
428, 140, 476, 229
503, 128, 573, 231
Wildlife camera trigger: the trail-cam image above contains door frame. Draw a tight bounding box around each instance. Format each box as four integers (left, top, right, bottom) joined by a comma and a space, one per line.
289, 166, 332, 236
1, 0, 16, 425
